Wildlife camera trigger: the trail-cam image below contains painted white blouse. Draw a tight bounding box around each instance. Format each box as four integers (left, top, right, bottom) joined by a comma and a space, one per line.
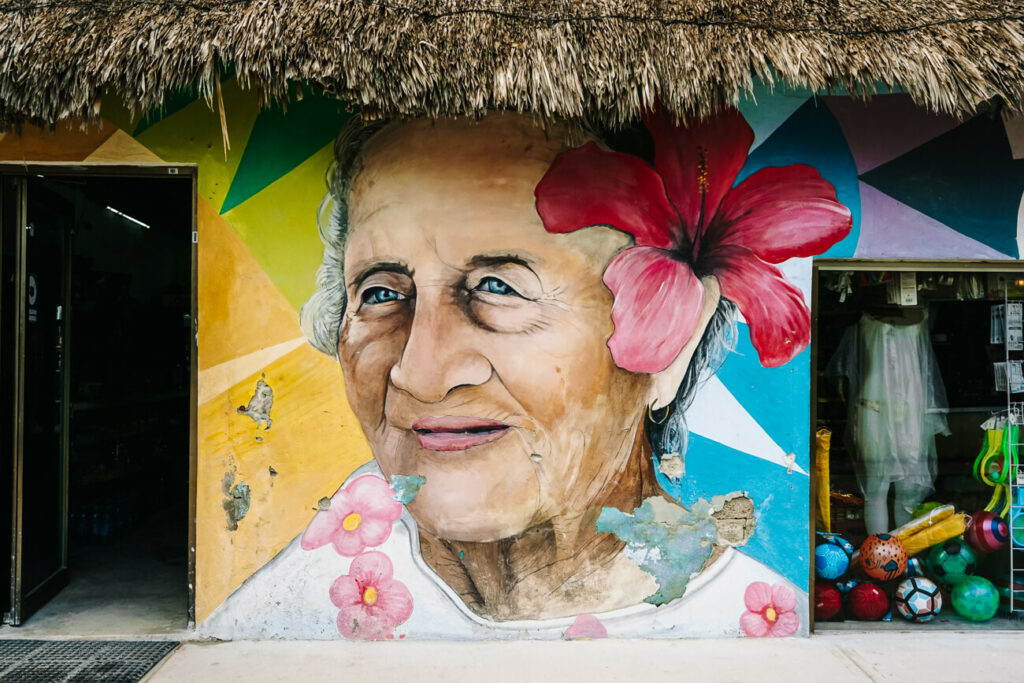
200, 462, 808, 640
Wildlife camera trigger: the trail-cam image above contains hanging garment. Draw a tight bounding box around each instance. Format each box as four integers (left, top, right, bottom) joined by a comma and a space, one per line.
827, 313, 950, 512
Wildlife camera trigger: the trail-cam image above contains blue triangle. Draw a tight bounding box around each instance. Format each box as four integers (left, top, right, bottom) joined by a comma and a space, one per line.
654, 433, 809, 589
860, 115, 1024, 258
736, 98, 861, 258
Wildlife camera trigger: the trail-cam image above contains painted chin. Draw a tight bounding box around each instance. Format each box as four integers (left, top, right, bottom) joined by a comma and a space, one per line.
412, 416, 512, 452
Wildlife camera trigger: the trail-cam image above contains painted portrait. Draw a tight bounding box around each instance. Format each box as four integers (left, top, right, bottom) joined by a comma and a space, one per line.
202, 106, 852, 639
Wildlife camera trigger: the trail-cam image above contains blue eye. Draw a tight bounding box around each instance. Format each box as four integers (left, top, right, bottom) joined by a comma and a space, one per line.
361, 286, 406, 305
475, 276, 521, 297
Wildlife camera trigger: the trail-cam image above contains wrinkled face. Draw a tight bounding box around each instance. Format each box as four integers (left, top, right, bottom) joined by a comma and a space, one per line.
337, 115, 652, 542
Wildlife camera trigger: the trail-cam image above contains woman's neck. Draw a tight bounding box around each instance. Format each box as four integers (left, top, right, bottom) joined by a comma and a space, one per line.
416, 428, 663, 620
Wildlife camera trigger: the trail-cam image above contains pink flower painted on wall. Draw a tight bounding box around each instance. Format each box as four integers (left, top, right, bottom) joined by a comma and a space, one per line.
740, 581, 799, 637
535, 107, 851, 372
564, 614, 608, 639
331, 551, 414, 640
301, 474, 402, 556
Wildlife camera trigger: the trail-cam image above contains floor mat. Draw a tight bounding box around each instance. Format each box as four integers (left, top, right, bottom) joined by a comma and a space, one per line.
0, 639, 178, 682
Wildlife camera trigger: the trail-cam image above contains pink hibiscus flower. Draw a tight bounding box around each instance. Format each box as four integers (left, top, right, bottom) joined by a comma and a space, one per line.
331, 551, 414, 640
535, 107, 852, 371
301, 474, 402, 556
739, 581, 799, 637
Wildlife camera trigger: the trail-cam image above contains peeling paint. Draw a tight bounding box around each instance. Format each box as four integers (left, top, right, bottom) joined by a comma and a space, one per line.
596, 496, 717, 605
390, 474, 425, 504
222, 468, 251, 531
657, 453, 684, 480
237, 374, 273, 429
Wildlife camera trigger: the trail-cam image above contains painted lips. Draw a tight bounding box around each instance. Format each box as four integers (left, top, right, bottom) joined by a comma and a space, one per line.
412, 416, 511, 451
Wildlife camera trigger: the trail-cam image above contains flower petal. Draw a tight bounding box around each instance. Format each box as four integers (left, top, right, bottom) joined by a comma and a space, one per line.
337, 605, 391, 640
535, 141, 682, 249
300, 509, 341, 551
332, 529, 368, 557
739, 610, 771, 637
771, 583, 798, 613
710, 165, 852, 262
348, 550, 395, 585
602, 246, 705, 374
329, 575, 363, 609
357, 517, 394, 549
374, 577, 415, 626
564, 614, 608, 640
707, 246, 810, 368
743, 581, 773, 612
349, 475, 403, 522
643, 107, 753, 242
769, 610, 800, 637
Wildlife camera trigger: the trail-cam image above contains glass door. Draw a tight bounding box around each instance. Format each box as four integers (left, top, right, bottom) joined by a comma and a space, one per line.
5, 176, 73, 625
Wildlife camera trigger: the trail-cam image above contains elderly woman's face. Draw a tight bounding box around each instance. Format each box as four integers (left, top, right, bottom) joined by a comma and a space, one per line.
337, 115, 651, 542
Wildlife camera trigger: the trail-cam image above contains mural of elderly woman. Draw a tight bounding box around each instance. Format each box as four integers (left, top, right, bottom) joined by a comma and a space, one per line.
201, 108, 850, 640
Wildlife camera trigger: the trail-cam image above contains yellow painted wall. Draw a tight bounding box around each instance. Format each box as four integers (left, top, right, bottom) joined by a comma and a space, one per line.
0, 85, 372, 622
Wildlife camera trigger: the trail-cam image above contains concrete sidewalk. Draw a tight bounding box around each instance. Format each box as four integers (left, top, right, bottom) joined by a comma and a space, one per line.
146, 632, 1022, 682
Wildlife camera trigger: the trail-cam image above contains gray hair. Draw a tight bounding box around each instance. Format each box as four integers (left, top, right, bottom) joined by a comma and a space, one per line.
299, 115, 737, 458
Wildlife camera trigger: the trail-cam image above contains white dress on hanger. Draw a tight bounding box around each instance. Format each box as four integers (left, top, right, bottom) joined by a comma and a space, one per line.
828, 312, 950, 531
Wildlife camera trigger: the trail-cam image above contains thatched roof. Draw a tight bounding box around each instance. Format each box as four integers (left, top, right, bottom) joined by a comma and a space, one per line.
1, 0, 1023, 128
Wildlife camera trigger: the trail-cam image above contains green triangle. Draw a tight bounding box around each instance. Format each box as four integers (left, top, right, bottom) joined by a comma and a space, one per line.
220, 93, 354, 213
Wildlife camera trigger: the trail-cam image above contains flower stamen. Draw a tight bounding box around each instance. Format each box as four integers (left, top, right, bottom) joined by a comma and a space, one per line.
343, 512, 362, 531
362, 586, 378, 606
765, 607, 777, 622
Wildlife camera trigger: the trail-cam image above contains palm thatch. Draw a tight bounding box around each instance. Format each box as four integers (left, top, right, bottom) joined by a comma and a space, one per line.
1, 0, 1022, 129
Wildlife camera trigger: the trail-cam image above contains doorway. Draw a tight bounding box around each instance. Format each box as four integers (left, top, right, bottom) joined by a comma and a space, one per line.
811, 260, 1024, 631
0, 167, 196, 634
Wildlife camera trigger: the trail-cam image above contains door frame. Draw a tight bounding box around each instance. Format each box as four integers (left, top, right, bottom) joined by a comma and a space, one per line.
809, 257, 1024, 633
0, 162, 199, 627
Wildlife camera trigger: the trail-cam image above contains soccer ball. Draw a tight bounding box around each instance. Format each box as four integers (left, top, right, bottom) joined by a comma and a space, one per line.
927, 539, 977, 585
816, 531, 855, 557
815, 543, 850, 580
894, 577, 943, 622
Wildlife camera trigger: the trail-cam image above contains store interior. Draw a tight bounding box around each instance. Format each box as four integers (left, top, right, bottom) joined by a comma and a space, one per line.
3, 174, 191, 634
813, 268, 1024, 630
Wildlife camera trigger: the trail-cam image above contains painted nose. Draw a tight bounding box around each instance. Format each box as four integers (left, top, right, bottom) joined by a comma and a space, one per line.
389, 291, 491, 403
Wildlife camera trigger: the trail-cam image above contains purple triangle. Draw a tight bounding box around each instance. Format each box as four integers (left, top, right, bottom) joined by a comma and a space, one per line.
856, 182, 1012, 259
824, 95, 963, 174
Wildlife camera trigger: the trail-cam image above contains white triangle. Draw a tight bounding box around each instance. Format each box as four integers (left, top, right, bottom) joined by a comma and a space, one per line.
687, 375, 808, 476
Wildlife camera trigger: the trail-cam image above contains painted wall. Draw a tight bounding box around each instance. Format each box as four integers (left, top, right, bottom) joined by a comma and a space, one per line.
0, 85, 1021, 640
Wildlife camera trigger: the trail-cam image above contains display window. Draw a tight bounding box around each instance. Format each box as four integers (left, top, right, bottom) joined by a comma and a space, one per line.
812, 263, 1024, 630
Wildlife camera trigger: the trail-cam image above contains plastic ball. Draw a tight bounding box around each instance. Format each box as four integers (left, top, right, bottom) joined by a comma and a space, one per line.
964, 511, 1009, 553
859, 533, 908, 581
848, 582, 889, 620
951, 576, 1000, 622
894, 577, 943, 622
816, 531, 855, 558
927, 539, 978, 585
814, 583, 842, 620
904, 556, 927, 578
815, 543, 850, 580
836, 578, 860, 596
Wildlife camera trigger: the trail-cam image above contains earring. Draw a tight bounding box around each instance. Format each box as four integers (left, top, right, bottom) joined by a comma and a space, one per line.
647, 402, 671, 425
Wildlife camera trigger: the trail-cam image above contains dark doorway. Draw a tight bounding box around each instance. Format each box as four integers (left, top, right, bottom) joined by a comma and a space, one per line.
1, 169, 195, 633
